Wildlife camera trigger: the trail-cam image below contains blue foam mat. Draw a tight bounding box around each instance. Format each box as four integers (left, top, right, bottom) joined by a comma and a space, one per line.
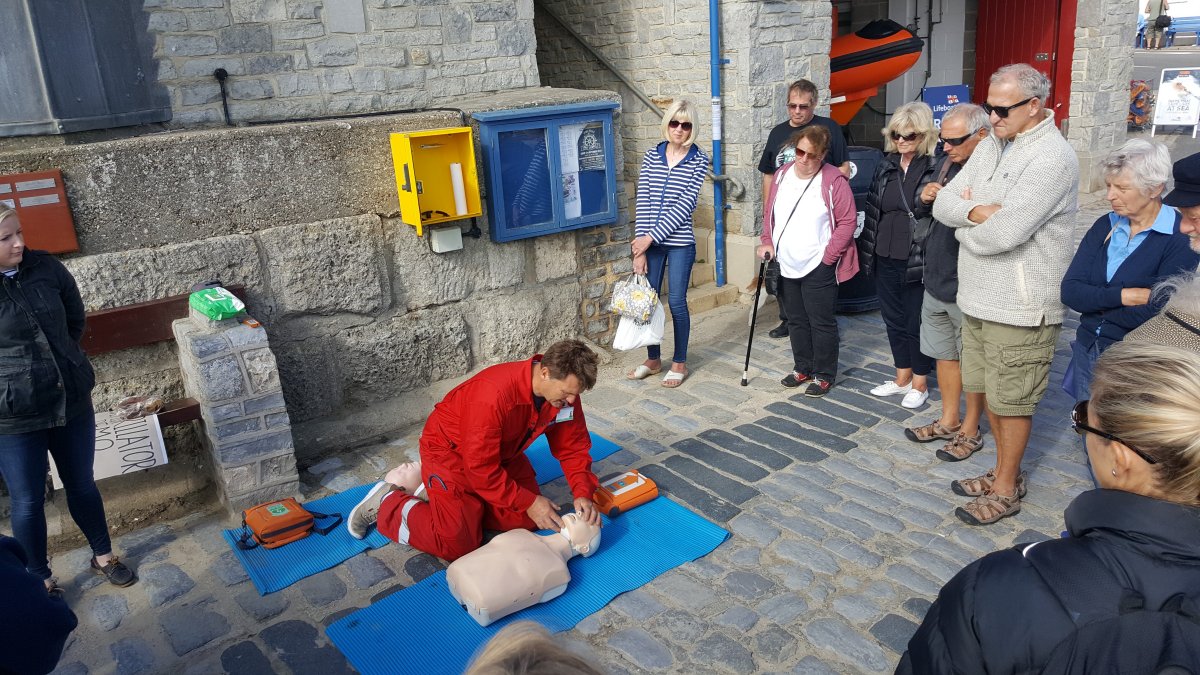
326, 496, 730, 675
224, 432, 621, 595
222, 483, 392, 595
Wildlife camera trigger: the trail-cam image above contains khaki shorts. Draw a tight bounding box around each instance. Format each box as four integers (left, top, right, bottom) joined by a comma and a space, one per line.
961, 314, 1061, 417
919, 292, 963, 362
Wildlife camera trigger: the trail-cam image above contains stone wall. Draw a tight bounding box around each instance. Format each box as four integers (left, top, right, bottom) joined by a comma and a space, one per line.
1069, 0, 1135, 191
535, 0, 833, 290
0, 87, 624, 529
143, 0, 541, 126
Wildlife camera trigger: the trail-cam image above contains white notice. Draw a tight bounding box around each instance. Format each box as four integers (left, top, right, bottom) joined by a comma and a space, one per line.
1153, 68, 1200, 127
49, 412, 168, 489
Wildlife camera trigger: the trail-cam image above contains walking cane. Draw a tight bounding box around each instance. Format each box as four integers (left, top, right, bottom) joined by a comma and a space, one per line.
742, 253, 770, 386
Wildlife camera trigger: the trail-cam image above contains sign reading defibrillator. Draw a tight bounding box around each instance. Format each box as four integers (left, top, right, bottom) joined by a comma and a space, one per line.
48, 411, 169, 488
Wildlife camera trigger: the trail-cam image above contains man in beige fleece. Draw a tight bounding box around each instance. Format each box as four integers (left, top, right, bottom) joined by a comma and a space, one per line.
931, 63, 1079, 525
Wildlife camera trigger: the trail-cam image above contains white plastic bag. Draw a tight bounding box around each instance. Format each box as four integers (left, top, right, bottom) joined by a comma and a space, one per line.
612, 302, 665, 351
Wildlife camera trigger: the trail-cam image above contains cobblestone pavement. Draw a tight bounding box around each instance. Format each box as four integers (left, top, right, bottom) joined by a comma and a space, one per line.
41, 190, 1122, 674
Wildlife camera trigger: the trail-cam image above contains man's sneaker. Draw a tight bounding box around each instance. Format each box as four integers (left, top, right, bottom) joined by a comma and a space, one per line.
870, 380, 912, 397
348, 481, 397, 539
955, 490, 1021, 526
768, 322, 789, 339
804, 379, 833, 398
91, 556, 137, 587
781, 372, 812, 388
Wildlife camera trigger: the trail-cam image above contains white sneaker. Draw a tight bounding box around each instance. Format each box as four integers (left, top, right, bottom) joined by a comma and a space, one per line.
901, 389, 930, 409
870, 380, 913, 397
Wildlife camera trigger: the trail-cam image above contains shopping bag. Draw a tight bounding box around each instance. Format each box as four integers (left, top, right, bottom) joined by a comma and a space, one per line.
609, 274, 659, 323
613, 303, 665, 351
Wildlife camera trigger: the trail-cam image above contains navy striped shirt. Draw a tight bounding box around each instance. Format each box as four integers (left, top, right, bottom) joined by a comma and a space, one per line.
634, 142, 709, 246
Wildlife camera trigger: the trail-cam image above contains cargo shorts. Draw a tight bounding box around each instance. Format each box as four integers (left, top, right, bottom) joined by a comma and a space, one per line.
961, 314, 1060, 417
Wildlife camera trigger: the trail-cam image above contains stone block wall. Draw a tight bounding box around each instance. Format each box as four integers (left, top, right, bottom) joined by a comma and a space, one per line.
1069, 0, 1135, 191
535, 0, 832, 289
143, 0, 541, 126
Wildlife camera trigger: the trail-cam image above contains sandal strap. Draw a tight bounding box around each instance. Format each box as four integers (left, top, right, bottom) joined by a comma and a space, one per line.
941, 432, 983, 460
964, 491, 1019, 521
958, 469, 996, 494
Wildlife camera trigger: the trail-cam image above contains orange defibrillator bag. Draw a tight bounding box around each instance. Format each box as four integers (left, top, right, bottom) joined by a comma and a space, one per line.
235, 497, 342, 550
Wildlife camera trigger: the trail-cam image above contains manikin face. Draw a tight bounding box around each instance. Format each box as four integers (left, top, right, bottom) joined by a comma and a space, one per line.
538, 368, 582, 409
939, 116, 985, 165
787, 90, 816, 127
986, 78, 1040, 141
1106, 169, 1162, 219
0, 215, 25, 270
1178, 205, 1200, 252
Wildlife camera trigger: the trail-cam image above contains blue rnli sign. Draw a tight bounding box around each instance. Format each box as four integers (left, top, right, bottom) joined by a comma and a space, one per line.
922, 85, 971, 128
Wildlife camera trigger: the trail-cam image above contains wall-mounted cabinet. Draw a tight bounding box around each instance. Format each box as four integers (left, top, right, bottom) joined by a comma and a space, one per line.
390, 126, 482, 236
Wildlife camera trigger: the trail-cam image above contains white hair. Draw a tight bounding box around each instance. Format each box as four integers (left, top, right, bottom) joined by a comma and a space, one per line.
1101, 139, 1172, 195
991, 63, 1051, 101
942, 103, 992, 135
1153, 271, 1200, 317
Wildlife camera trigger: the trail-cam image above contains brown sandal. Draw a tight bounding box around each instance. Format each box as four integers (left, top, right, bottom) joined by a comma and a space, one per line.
951, 469, 1027, 498
956, 490, 1021, 525
904, 420, 961, 443
936, 432, 985, 461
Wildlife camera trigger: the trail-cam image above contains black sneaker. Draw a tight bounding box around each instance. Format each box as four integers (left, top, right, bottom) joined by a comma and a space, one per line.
768, 322, 789, 338
91, 556, 137, 587
781, 372, 812, 388
804, 379, 833, 398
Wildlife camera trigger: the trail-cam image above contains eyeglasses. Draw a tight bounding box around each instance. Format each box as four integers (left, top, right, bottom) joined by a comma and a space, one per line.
982, 97, 1034, 119
940, 129, 980, 146
787, 103, 813, 111
1070, 400, 1158, 465
889, 131, 921, 142
668, 120, 693, 131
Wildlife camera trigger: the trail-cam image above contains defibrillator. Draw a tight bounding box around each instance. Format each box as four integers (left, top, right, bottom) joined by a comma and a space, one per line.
592, 470, 658, 517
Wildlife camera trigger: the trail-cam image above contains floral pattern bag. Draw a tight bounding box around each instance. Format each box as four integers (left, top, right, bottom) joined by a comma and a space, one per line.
609, 274, 659, 324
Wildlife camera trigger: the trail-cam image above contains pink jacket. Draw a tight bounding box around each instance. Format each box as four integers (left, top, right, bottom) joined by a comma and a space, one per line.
760, 162, 860, 284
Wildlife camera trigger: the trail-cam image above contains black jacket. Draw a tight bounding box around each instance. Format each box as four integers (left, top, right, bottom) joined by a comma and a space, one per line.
921, 156, 964, 303
0, 250, 95, 434
860, 152, 938, 283
898, 489, 1200, 674
0, 535, 78, 675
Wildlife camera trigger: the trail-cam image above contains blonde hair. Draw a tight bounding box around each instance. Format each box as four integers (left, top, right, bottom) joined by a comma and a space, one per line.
882, 102, 938, 156
0, 204, 15, 226
1090, 341, 1200, 506
464, 622, 607, 675
660, 99, 699, 146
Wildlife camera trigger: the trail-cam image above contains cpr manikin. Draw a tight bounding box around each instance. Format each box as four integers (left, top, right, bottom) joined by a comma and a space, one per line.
446, 512, 601, 627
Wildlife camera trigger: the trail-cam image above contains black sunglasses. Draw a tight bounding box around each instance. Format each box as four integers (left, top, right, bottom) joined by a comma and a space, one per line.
940, 130, 980, 146
1071, 400, 1158, 465
668, 120, 693, 131
982, 97, 1034, 119
889, 131, 921, 142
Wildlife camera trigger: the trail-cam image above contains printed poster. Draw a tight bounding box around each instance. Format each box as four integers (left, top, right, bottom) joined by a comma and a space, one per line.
1153, 68, 1200, 126
49, 411, 168, 489
921, 84, 970, 128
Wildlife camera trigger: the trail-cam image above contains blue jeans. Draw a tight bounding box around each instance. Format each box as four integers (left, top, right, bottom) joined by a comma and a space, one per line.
644, 243, 696, 364
0, 405, 111, 579
1071, 339, 1102, 488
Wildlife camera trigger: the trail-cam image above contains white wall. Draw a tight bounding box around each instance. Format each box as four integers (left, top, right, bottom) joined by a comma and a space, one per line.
884, 0, 968, 111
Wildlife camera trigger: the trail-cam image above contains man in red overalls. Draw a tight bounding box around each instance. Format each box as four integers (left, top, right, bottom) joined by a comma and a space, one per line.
348, 340, 602, 561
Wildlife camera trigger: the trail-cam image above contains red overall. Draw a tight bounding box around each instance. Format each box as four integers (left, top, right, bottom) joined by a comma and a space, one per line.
377, 356, 598, 561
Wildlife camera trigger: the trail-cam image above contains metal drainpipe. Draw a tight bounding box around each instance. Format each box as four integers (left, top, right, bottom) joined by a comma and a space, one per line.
709, 0, 727, 287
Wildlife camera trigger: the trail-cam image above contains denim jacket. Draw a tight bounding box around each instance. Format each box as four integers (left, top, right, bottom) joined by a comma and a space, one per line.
0, 250, 95, 433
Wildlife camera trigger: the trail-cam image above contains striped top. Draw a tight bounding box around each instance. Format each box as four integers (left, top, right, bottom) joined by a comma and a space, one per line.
634, 142, 709, 246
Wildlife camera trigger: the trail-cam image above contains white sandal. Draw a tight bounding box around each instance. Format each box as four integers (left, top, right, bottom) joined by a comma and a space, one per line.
661, 370, 687, 388
627, 364, 661, 380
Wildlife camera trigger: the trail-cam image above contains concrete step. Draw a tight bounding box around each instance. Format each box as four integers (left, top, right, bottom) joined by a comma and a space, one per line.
662, 281, 741, 319
691, 261, 715, 286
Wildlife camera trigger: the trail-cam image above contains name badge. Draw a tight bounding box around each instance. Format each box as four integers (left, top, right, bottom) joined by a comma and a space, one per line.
554, 406, 575, 424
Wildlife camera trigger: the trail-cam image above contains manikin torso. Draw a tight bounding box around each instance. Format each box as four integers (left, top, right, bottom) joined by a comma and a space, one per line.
446, 513, 601, 627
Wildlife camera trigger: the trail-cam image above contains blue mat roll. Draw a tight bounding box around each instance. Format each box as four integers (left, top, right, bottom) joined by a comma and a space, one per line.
224, 432, 621, 595
326, 496, 730, 675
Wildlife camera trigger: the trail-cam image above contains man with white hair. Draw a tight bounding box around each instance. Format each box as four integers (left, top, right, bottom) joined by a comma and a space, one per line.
903, 104, 992, 463
931, 64, 1079, 525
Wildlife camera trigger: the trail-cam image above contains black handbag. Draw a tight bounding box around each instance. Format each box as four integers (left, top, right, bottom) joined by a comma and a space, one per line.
1156, 13, 1172, 28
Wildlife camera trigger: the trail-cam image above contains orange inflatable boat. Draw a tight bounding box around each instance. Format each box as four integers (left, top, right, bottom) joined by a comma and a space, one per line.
829, 20, 924, 125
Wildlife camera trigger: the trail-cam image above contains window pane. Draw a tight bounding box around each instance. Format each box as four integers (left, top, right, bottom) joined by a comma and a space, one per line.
497, 128, 554, 230
558, 121, 610, 220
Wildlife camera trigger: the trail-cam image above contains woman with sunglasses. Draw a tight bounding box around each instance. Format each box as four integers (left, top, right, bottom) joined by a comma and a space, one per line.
1061, 140, 1199, 482
757, 124, 859, 397
900, 341, 1200, 673
627, 100, 710, 388
861, 102, 941, 409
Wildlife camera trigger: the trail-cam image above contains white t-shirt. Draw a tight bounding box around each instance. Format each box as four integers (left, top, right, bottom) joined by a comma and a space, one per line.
771, 169, 829, 279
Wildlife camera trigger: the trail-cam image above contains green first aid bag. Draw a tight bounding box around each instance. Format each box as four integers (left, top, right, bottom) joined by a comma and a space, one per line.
189, 287, 246, 321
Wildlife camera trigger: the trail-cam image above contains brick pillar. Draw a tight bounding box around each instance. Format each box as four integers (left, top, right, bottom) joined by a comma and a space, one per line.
173, 307, 300, 515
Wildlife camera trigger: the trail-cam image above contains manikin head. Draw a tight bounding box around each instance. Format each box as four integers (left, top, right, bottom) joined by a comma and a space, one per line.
559, 512, 601, 558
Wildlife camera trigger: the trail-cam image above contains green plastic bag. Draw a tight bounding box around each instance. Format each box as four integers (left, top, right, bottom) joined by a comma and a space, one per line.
189, 287, 245, 321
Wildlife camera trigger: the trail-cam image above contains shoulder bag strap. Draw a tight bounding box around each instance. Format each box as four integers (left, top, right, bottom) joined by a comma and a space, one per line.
307, 509, 344, 536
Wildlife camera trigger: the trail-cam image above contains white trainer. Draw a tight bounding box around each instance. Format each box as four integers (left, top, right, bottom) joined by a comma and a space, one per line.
901, 389, 930, 409
870, 380, 913, 397
348, 481, 396, 539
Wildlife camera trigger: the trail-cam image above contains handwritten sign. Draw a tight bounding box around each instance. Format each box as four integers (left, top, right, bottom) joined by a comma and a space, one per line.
1153, 68, 1200, 127
48, 412, 168, 489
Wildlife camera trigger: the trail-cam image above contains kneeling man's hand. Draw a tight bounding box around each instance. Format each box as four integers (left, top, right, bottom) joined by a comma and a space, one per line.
527, 495, 564, 531
573, 497, 602, 528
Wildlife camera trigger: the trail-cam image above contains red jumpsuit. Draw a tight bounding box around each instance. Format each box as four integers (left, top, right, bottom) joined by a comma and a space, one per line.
377, 355, 598, 561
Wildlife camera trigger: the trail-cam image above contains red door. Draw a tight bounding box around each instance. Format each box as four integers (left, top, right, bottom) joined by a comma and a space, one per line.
975, 0, 1077, 127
